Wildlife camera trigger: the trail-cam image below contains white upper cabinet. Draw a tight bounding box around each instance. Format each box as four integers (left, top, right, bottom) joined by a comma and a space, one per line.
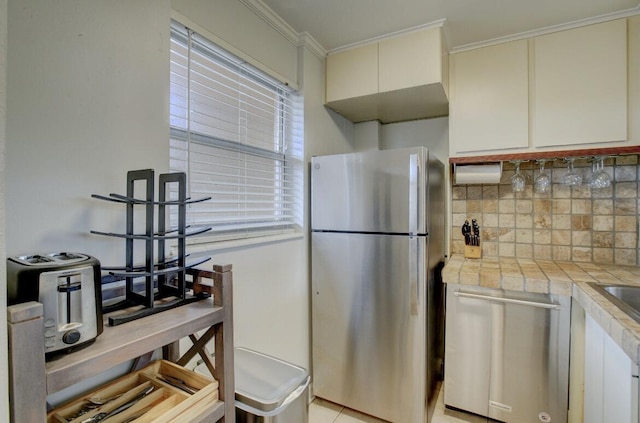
449, 40, 529, 154
532, 19, 628, 147
325, 43, 378, 103
325, 26, 449, 124
449, 18, 633, 158
378, 28, 446, 93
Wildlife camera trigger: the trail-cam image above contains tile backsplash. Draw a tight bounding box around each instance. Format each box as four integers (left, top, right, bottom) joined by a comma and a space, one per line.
451, 155, 640, 265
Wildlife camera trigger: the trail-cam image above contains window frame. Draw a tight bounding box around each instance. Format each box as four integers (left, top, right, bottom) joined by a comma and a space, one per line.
169, 21, 303, 246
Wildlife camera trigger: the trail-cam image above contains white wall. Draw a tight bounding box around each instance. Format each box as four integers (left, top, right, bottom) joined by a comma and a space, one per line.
379, 116, 449, 164
172, 0, 298, 87
354, 121, 381, 151
195, 238, 309, 364
0, 0, 8, 419
301, 48, 355, 159
6, 0, 171, 265
354, 116, 450, 163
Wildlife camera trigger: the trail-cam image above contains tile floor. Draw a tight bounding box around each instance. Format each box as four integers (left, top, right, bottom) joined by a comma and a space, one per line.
309, 387, 488, 423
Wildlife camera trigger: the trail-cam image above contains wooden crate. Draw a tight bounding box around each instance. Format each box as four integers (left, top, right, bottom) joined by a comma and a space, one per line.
47, 360, 219, 423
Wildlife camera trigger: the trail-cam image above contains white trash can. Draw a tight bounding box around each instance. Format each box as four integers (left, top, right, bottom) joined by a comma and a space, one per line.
234, 347, 310, 423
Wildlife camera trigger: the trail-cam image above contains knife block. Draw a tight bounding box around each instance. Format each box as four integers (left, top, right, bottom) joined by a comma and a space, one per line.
464, 245, 482, 259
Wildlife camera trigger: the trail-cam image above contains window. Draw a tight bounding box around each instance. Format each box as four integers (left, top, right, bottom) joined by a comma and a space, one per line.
169, 22, 303, 243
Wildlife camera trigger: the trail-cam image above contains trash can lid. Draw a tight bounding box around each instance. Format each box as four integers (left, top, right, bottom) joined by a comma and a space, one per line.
235, 347, 309, 412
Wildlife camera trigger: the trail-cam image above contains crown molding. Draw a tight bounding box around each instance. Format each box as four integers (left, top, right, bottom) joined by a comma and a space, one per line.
298, 32, 327, 61
450, 4, 640, 53
327, 19, 447, 55
238, 0, 299, 46
239, 0, 327, 59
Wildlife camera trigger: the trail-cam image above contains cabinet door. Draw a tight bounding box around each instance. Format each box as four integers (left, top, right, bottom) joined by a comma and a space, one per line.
532, 19, 627, 147
584, 314, 637, 423
603, 325, 636, 423
378, 28, 443, 93
325, 43, 378, 103
449, 40, 529, 154
584, 314, 605, 423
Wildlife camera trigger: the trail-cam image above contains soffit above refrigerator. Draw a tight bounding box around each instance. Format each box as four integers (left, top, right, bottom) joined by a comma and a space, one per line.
325, 83, 449, 124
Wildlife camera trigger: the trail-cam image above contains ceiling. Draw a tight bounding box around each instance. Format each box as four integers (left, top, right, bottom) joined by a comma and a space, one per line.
261, 0, 640, 52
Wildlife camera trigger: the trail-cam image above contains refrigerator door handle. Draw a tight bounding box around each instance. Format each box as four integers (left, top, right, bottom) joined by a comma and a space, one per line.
409, 154, 419, 236
409, 235, 419, 316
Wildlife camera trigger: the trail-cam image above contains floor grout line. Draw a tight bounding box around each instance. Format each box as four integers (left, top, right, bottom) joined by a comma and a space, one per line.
310, 386, 484, 423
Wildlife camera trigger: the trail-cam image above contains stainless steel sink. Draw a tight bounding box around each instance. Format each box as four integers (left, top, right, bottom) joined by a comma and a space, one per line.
587, 283, 640, 324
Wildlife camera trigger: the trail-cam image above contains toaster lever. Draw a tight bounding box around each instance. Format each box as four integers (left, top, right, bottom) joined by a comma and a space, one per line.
57, 283, 81, 292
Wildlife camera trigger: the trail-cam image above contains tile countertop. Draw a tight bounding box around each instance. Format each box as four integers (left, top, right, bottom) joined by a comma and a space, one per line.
443, 254, 640, 364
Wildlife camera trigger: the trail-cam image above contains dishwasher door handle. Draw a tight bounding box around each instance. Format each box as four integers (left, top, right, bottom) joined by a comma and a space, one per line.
453, 290, 560, 310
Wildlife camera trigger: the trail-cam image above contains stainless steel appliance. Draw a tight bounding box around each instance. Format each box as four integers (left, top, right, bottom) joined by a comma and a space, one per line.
7, 252, 103, 355
444, 284, 571, 423
311, 147, 445, 423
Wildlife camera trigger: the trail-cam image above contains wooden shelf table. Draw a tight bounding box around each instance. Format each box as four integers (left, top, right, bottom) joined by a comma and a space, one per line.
8, 265, 235, 423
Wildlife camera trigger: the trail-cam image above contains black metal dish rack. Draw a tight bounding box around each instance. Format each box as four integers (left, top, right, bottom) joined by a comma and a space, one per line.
91, 169, 212, 326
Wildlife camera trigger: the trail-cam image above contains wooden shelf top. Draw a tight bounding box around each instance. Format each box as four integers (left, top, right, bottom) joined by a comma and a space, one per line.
449, 145, 640, 164
45, 298, 223, 394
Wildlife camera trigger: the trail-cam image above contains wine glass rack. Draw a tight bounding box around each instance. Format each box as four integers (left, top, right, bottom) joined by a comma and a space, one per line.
91, 169, 212, 326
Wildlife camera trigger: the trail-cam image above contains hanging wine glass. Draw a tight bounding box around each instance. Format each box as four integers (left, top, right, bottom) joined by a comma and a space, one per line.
534, 159, 551, 194
589, 156, 611, 189
560, 157, 582, 186
510, 160, 526, 193
584, 159, 596, 187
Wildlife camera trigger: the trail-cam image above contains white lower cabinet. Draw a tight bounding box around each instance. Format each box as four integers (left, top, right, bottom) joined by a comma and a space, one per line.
584, 314, 639, 423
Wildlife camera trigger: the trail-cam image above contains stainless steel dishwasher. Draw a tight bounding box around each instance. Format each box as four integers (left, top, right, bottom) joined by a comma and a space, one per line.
444, 284, 571, 423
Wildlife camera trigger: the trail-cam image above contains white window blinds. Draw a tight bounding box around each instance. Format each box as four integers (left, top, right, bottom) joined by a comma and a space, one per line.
169, 22, 303, 241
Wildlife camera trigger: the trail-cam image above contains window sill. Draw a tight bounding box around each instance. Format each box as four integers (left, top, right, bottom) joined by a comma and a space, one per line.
175, 230, 305, 255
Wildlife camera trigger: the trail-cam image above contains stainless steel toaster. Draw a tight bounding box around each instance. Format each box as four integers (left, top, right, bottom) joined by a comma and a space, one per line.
7, 252, 103, 355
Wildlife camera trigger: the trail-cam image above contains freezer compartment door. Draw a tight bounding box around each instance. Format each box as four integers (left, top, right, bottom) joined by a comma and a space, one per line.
311, 232, 427, 422
311, 148, 427, 234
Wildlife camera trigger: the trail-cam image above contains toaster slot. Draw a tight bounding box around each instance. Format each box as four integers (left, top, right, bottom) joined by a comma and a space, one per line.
57, 274, 82, 327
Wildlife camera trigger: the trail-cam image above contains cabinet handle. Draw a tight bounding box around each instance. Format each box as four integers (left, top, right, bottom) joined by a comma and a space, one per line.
453, 290, 560, 309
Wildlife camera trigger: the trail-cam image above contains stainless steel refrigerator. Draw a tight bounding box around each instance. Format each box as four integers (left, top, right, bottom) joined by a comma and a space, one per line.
311, 147, 445, 423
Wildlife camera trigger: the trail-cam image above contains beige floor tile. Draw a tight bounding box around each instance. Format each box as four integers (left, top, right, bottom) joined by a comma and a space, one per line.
309, 397, 343, 423
310, 388, 486, 423
334, 407, 388, 423
432, 389, 488, 423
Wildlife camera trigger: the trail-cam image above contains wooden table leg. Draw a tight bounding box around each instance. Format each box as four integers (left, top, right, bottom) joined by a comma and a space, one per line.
8, 302, 47, 423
